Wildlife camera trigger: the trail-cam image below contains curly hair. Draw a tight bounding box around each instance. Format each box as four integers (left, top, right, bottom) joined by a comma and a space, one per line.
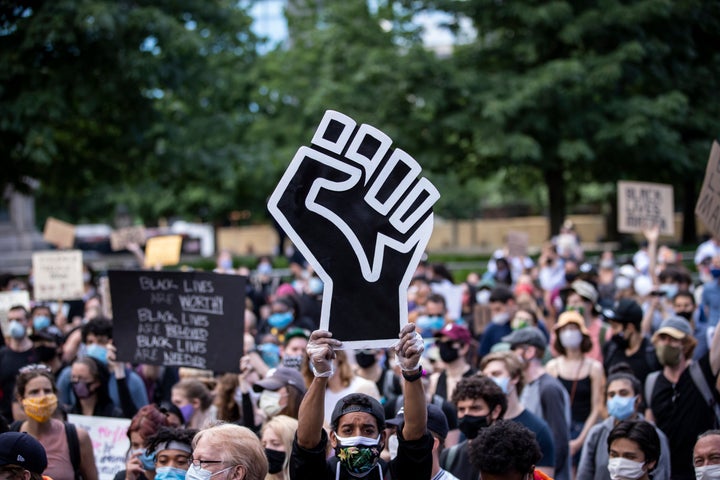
469, 420, 541, 476
146, 426, 198, 456
451, 375, 507, 418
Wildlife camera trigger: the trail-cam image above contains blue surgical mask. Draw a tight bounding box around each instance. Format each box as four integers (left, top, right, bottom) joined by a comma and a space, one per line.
659, 283, 678, 299
8, 320, 26, 339
416, 315, 445, 337
268, 312, 293, 329
257, 343, 280, 368
308, 277, 324, 295
606, 394, 637, 421
155, 466, 187, 480
491, 376, 510, 394
33, 315, 51, 331
85, 344, 108, 365
137, 449, 156, 471
186, 464, 233, 480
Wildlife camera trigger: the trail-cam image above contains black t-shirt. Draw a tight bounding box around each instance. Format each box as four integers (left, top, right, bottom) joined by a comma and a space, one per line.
650, 354, 720, 480
0, 346, 39, 419
603, 335, 660, 384
290, 426, 433, 480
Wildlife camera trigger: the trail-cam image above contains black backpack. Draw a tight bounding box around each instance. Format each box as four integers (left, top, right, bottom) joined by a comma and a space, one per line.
11, 420, 82, 480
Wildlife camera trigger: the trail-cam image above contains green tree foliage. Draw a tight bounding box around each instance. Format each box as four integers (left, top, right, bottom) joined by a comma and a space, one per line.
0, 0, 260, 224
407, 0, 720, 240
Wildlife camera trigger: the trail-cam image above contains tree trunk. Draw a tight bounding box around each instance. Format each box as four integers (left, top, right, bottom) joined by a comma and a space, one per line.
543, 164, 566, 240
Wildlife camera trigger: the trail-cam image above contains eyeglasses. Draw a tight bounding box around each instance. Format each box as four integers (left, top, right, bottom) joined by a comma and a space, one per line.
188, 458, 225, 468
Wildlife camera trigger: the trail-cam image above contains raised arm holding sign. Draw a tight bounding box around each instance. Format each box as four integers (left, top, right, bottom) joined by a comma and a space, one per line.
267, 110, 440, 349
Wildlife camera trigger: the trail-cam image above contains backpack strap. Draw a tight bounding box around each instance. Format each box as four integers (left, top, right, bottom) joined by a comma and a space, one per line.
442, 444, 461, 472
64, 422, 82, 480
688, 361, 720, 428
644, 371, 661, 412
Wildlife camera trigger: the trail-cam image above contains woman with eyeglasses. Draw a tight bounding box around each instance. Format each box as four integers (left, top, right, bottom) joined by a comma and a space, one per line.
12, 364, 98, 480
188, 423, 267, 480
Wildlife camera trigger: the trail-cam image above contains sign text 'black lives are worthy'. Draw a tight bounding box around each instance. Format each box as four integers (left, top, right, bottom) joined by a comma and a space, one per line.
108, 270, 246, 372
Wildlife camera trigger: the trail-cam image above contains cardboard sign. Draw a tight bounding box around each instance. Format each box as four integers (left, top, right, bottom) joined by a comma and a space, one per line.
108, 270, 246, 372
430, 283, 464, 321
617, 181, 675, 235
43, 217, 76, 249
696, 141, 720, 237
506, 231, 529, 258
144, 235, 182, 268
67, 414, 130, 480
110, 225, 147, 251
31, 250, 84, 301
267, 110, 440, 349
0, 290, 31, 337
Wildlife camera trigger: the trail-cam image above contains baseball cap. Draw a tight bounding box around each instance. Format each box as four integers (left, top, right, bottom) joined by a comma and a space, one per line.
434, 323, 472, 344
386, 404, 449, 439
603, 299, 643, 327
330, 393, 385, 431
283, 327, 310, 345
554, 310, 589, 336
501, 327, 547, 350
253, 367, 307, 395
0, 432, 48, 474
653, 316, 692, 341
564, 280, 598, 305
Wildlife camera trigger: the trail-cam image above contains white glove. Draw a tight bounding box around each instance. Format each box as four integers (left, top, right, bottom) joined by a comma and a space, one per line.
306, 330, 342, 377
394, 323, 424, 372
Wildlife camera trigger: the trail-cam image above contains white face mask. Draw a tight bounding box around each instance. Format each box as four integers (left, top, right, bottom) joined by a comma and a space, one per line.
388, 434, 398, 460
491, 312, 510, 325
186, 464, 233, 480
559, 329, 583, 350
608, 457, 646, 480
696, 464, 720, 480
259, 390, 283, 418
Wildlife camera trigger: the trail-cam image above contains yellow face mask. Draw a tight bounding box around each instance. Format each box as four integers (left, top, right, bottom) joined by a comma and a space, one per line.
22, 394, 58, 423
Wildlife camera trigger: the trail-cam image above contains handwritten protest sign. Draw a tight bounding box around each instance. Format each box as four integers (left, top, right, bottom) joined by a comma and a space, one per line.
617, 181, 674, 235
0, 290, 30, 337
110, 225, 147, 251
696, 141, 720, 237
43, 217, 76, 249
144, 235, 183, 268
507, 231, 529, 258
68, 414, 130, 480
267, 110, 440, 349
31, 250, 84, 301
108, 270, 246, 372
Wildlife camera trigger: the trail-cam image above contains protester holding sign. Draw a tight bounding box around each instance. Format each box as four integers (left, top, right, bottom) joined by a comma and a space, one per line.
12, 364, 97, 480
291, 323, 432, 479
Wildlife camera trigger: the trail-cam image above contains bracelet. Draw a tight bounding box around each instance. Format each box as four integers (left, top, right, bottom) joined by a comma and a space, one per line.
402, 366, 423, 382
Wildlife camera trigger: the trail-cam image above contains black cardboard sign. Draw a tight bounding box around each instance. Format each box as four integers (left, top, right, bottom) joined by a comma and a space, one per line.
108, 270, 246, 372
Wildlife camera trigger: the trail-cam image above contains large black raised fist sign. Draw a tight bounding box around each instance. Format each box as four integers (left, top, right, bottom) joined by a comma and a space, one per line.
267, 111, 440, 348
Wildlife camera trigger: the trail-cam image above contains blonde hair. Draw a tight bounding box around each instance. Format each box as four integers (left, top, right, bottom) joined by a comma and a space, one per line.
261, 415, 298, 480
193, 423, 268, 480
480, 351, 525, 395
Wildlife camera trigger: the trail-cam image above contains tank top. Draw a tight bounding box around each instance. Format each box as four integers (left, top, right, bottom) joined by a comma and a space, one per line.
36, 419, 76, 480
558, 375, 592, 423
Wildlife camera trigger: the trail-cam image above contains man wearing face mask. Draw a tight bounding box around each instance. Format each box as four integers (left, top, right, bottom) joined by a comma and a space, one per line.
673, 290, 710, 361
429, 324, 475, 403
0, 305, 39, 421
602, 299, 661, 385
694, 430, 720, 480
701, 254, 720, 327
577, 367, 670, 480
439, 375, 507, 479
645, 317, 720, 480
478, 286, 517, 358
291, 324, 432, 479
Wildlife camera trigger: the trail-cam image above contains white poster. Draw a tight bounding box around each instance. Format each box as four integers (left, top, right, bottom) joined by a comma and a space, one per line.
67, 414, 130, 480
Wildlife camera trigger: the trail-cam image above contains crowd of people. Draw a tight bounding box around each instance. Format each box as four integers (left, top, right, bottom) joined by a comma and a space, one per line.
2, 221, 720, 480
